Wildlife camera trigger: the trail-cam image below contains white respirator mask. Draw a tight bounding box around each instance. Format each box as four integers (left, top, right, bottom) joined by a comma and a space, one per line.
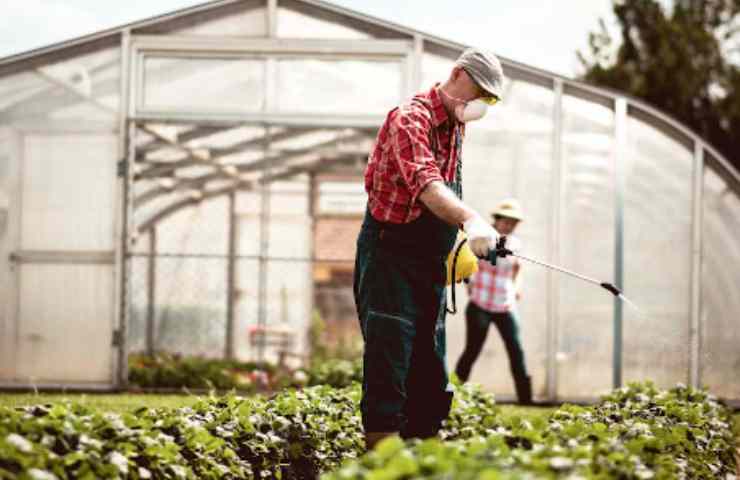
454, 99, 488, 123
441, 87, 490, 123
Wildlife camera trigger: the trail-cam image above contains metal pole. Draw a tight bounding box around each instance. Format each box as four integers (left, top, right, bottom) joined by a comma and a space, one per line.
546, 79, 563, 401
257, 128, 271, 361
613, 98, 627, 389
225, 190, 237, 359
267, 0, 277, 38
689, 143, 704, 387
114, 29, 133, 388
146, 227, 157, 356
307, 172, 317, 364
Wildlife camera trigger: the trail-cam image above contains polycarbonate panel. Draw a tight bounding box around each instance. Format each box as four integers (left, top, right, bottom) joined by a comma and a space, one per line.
16, 263, 113, 383
0, 129, 18, 379
262, 182, 311, 360
557, 95, 615, 398
142, 56, 265, 113
21, 134, 118, 251
266, 181, 310, 260
236, 191, 263, 258
445, 80, 554, 401
622, 115, 693, 388
263, 258, 312, 361
155, 195, 229, 256
11, 47, 121, 129
421, 53, 453, 90
235, 258, 260, 360
235, 184, 312, 363
129, 252, 227, 358
699, 162, 740, 399
129, 194, 232, 358
169, 7, 267, 36
0, 71, 55, 112
318, 181, 367, 215
277, 7, 371, 39
275, 59, 402, 114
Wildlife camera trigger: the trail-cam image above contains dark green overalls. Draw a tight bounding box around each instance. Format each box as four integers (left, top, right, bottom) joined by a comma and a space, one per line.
354, 123, 462, 439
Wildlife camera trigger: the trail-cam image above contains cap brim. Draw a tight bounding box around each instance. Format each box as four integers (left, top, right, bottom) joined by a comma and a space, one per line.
492, 212, 523, 221
468, 70, 502, 99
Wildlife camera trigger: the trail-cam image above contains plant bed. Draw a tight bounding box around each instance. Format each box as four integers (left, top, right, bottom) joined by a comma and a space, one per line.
326, 382, 738, 479
128, 353, 362, 394
0, 382, 735, 479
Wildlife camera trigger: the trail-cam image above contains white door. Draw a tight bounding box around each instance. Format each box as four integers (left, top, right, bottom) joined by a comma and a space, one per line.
9, 133, 118, 385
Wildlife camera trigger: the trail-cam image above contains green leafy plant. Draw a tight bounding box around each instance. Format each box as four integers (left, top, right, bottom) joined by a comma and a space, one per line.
2, 382, 735, 479
324, 381, 738, 479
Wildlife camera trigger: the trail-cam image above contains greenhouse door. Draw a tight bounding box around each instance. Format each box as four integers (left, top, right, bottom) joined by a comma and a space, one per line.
6, 133, 119, 386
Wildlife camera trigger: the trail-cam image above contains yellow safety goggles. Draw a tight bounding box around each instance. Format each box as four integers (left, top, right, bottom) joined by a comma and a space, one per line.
472, 79, 500, 105
480, 95, 499, 106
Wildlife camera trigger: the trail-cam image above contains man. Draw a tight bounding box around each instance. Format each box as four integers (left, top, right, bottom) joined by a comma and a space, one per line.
354, 47, 505, 450
454, 198, 532, 405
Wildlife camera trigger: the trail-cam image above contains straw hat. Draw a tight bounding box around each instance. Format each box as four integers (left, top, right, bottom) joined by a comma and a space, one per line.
491, 198, 524, 221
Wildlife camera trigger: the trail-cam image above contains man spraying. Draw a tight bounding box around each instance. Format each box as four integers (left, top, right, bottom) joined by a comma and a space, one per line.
354, 47, 505, 449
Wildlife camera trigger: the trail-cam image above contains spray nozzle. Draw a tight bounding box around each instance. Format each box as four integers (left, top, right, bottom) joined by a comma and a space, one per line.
487, 236, 513, 265
599, 282, 622, 297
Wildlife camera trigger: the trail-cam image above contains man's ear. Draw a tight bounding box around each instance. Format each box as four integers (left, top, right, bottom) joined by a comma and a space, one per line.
449, 65, 463, 82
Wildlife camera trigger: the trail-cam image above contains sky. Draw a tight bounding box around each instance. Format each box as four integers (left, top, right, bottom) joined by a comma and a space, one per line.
0, 0, 623, 78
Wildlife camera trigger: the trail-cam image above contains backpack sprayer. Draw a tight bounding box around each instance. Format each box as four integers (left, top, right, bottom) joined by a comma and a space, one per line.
446, 235, 624, 314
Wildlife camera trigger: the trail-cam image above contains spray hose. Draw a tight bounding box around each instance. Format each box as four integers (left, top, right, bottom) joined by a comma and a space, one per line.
447, 236, 623, 315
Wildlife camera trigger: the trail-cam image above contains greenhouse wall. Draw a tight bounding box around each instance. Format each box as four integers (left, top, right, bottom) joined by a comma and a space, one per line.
0, 0, 737, 401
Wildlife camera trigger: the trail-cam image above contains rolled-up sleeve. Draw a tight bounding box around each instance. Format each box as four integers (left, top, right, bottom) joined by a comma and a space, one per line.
386, 108, 443, 205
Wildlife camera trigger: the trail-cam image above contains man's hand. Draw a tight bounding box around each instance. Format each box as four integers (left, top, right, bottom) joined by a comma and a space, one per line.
463, 215, 500, 258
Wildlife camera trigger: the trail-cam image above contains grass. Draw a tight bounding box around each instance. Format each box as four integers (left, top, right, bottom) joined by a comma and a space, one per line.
0, 393, 201, 413
0, 391, 556, 418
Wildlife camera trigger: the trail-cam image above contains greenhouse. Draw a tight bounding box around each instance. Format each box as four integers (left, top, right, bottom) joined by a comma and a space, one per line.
0, 0, 738, 406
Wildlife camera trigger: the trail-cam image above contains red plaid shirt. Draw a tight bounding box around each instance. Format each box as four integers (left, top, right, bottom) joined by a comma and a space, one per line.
365, 85, 465, 224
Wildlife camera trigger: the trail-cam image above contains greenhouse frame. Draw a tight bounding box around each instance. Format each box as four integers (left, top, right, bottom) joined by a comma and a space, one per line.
0, 0, 738, 403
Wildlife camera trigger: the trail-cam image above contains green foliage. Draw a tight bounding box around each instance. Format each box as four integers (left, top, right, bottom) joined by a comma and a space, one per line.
128, 353, 281, 392
324, 381, 738, 479
2, 382, 735, 479
301, 359, 363, 389
0, 386, 363, 479
128, 353, 362, 392
306, 310, 363, 366
579, 0, 740, 169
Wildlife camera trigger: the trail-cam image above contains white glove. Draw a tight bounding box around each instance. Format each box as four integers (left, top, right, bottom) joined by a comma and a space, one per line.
463, 214, 500, 258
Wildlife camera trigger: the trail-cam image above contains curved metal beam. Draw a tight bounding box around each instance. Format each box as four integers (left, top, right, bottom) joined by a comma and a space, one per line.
137, 181, 252, 232
137, 126, 318, 179
136, 152, 365, 231
133, 130, 372, 208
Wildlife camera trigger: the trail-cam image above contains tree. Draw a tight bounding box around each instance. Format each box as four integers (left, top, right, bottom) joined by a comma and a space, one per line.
579, 0, 740, 170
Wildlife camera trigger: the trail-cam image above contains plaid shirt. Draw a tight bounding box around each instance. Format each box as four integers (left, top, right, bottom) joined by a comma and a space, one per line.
468, 236, 522, 313
365, 85, 465, 224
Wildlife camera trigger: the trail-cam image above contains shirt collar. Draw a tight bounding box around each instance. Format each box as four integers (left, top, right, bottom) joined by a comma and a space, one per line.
427, 84, 452, 128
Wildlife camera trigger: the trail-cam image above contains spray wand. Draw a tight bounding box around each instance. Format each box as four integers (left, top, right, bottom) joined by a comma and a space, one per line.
489, 237, 622, 297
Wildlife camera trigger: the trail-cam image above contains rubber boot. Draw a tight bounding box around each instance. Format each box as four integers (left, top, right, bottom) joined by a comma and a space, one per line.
514, 375, 533, 405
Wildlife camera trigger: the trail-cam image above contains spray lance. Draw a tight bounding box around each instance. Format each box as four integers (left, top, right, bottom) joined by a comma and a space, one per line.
446, 235, 624, 314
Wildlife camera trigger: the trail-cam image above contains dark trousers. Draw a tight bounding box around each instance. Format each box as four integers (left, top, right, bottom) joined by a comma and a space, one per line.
354, 211, 454, 438
455, 302, 530, 400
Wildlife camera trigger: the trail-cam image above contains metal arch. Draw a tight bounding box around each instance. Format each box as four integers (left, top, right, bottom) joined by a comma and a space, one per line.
133, 130, 373, 208
136, 151, 365, 231
137, 126, 320, 180
137, 181, 253, 232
